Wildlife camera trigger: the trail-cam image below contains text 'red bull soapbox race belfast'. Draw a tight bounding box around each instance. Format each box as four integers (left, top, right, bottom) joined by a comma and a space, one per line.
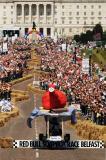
13, 85, 104, 149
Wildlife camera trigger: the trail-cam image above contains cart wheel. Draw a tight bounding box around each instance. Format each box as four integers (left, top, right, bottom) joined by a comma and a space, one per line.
64, 134, 70, 142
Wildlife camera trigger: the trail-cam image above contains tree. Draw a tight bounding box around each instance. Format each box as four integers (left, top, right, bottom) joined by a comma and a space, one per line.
86, 30, 93, 42
103, 31, 106, 41
80, 33, 87, 44
93, 23, 103, 41
73, 35, 80, 42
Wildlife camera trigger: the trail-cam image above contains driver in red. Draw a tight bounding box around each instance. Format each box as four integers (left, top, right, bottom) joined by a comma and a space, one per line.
27, 84, 77, 128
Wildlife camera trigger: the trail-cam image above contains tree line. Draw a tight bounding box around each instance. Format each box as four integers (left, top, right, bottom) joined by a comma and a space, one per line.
73, 24, 106, 44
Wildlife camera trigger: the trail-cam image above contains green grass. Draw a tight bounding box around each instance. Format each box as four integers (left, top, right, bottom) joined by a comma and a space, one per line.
92, 49, 106, 68
83, 48, 106, 68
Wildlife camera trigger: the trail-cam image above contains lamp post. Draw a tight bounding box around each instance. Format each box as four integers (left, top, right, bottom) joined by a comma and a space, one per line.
32, 22, 37, 85
19, 27, 21, 37
88, 47, 93, 77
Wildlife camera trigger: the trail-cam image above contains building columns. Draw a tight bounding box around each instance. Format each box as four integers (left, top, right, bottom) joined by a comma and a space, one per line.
22, 4, 24, 24
44, 4, 46, 24
15, 3, 55, 37
51, 4, 54, 24
51, 27, 54, 38
36, 4, 39, 25
44, 28, 47, 37
29, 4, 32, 24
14, 4, 17, 24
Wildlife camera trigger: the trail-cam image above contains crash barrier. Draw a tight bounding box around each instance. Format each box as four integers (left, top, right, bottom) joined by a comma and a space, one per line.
31, 51, 41, 59
0, 137, 13, 148
9, 68, 48, 87
28, 65, 40, 71
10, 74, 33, 85
74, 120, 106, 141
28, 60, 41, 67
0, 107, 19, 128
27, 84, 45, 95
27, 52, 41, 66
33, 70, 49, 77
27, 56, 41, 71
27, 65, 34, 71
80, 107, 106, 125
28, 56, 41, 63
32, 54, 41, 60
11, 90, 29, 102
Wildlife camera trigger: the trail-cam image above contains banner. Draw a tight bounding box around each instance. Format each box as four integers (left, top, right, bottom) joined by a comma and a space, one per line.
12, 36, 16, 43
13, 140, 104, 149
82, 58, 89, 74
62, 43, 66, 51
3, 42, 8, 52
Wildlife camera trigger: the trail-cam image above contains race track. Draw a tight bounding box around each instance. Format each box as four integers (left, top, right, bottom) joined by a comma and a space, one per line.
0, 79, 105, 160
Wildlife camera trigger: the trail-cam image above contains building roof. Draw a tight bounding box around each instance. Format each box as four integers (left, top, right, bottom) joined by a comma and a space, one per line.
0, 0, 106, 3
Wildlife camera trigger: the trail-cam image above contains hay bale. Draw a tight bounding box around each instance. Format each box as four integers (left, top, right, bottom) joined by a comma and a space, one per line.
90, 132, 97, 140
0, 119, 5, 127
99, 134, 106, 141
77, 130, 82, 137
0, 112, 12, 119
84, 132, 90, 139
73, 119, 106, 140
27, 84, 45, 95
0, 108, 19, 127
0, 137, 13, 148
12, 90, 28, 95
10, 74, 33, 85
12, 92, 29, 102
10, 108, 19, 117
14, 94, 29, 102
0, 115, 11, 122
88, 132, 92, 139
4, 108, 19, 118
100, 127, 106, 135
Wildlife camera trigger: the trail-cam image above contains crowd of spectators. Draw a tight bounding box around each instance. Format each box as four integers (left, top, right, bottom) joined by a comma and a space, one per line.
14, 38, 31, 51
0, 38, 31, 102
0, 82, 11, 101
36, 38, 106, 125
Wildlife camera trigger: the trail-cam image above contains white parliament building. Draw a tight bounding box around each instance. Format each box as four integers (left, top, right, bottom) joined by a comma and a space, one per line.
0, 0, 106, 38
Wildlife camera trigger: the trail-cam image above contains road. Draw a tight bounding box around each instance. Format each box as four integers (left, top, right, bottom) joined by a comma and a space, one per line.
0, 78, 105, 160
